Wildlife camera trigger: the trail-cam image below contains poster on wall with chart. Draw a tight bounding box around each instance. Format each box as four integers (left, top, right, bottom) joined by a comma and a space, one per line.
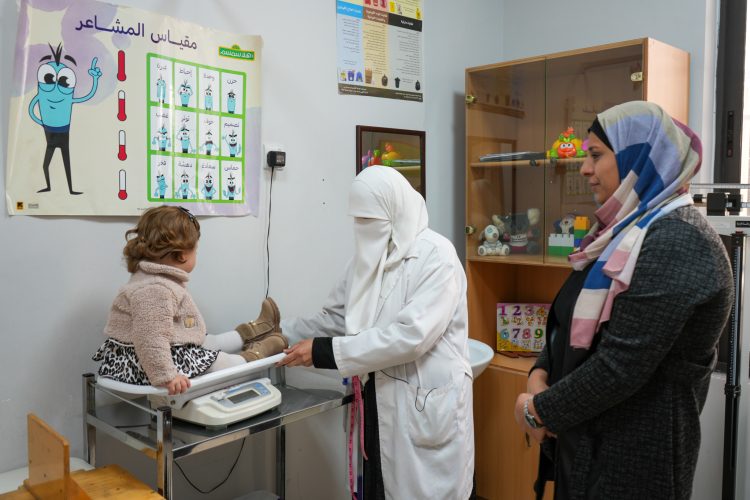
5, 0, 262, 216
336, 0, 423, 101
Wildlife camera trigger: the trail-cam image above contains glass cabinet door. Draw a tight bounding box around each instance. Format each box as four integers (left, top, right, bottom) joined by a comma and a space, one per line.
466, 59, 547, 265
543, 43, 645, 264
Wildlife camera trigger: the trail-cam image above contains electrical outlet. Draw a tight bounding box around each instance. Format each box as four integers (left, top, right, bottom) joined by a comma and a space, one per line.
264, 143, 286, 169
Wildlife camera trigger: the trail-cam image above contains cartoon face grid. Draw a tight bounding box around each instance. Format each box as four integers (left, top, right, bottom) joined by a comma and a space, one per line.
174, 63, 197, 108
221, 72, 244, 114
199, 68, 219, 112
221, 117, 243, 158
173, 111, 196, 154
150, 57, 172, 104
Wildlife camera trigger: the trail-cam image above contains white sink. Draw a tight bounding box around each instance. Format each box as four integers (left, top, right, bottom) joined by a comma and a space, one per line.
467, 339, 494, 379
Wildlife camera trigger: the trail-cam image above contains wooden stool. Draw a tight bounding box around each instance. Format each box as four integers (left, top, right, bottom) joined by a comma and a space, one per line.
0, 414, 161, 499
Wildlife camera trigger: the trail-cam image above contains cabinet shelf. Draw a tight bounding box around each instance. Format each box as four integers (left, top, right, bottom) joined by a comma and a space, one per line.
469, 157, 585, 168
467, 254, 572, 268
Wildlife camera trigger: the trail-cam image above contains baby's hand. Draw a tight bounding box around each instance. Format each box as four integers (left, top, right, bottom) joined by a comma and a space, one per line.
164, 374, 191, 395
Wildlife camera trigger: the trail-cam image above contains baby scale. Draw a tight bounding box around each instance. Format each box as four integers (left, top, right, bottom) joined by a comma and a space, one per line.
96, 353, 285, 428
171, 377, 281, 428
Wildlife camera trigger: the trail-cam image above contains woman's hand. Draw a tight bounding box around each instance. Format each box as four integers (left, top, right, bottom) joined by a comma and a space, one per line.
528, 368, 549, 395
277, 339, 314, 367
163, 374, 191, 395
514, 392, 552, 443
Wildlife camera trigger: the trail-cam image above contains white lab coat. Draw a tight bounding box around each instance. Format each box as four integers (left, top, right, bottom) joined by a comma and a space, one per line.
281, 228, 474, 500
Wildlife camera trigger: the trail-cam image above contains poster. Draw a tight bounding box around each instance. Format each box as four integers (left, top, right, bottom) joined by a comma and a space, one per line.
336, 0, 423, 102
6, 0, 262, 216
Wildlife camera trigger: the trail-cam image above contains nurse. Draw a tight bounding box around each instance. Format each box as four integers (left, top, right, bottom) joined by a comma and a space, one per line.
278, 165, 474, 499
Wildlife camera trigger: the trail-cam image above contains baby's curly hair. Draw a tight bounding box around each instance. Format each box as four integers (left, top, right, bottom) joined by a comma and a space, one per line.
123, 206, 201, 273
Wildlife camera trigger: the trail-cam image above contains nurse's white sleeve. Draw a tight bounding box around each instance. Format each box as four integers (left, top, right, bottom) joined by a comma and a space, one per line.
280, 263, 350, 346
333, 245, 461, 377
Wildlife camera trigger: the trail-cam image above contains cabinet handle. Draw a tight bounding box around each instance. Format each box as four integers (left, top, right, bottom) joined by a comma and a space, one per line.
465, 94, 476, 105
525, 432, 531, 448
465, 225, 476, 235
630, 71, 643, 82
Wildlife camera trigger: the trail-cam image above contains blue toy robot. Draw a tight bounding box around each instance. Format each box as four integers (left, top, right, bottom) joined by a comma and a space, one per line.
204, 84, 213, 111
156, 74, 166, 103
227, 89, 236, 114
223, 131, 241, 157
151, 125, 171, 151
153, 173, 168, 199
200, 131, 215, 156
28, 43, 101, 194
201, 172, 217, 200
177, 125, 194, 154
176, 172, 195, 199
223, 173, 241, 200
179, 80, 193, 107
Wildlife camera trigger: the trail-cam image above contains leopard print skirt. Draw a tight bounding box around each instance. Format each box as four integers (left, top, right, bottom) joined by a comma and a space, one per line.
93, 338, 219, 385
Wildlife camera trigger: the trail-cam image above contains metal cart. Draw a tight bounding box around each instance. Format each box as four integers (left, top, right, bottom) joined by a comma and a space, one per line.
82, 371, 352, 499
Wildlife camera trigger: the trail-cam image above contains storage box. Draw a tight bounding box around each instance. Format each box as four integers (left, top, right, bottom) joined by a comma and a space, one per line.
496, 302, 550, 352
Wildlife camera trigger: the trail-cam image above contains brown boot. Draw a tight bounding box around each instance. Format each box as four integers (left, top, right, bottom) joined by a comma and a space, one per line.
240, 332, 289, 362
235, 297, 280, 346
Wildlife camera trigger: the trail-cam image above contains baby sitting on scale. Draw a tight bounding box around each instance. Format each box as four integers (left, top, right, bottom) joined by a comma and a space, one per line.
93, 206, 287, 395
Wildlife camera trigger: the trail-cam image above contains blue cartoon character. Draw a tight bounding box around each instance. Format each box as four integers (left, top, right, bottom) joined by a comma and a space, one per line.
204, 84, 213, 111
223, 173, 241, 200
176, 125, 194, 154
153, 173, 168, 199
226, 89, 236, 114
223, 131, 241, 157
28, 43, 101, 194
156, 74, 166, 103
200, 131, 215, 156
175, 172, 195, 199
151, 124, 171, 151
178, 79, 193, 107
201, 172, 217, 200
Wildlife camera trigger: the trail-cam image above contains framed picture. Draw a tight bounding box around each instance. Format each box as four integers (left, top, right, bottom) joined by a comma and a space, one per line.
356, 126, 426, 198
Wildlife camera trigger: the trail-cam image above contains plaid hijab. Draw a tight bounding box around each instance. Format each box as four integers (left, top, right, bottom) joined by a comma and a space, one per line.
568, 101, 702, 349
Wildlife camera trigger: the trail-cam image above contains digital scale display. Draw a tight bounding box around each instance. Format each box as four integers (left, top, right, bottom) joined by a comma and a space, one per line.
228, 389, 260, 404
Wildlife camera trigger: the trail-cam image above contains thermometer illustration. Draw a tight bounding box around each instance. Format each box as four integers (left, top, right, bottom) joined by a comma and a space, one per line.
118, 130, 127, 161
118, 169, 128, 200
117, 50, 126, 81
117, 90, 127, 121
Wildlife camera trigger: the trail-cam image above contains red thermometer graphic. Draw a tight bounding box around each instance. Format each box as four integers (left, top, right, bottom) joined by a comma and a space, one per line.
117, 50, 126, 81
118, 169, 128, 200
117, 90, 127, 121
118, 130, 127, 161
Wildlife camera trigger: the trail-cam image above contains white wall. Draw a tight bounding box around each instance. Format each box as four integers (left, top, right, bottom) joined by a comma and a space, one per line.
0, 1, 503, 498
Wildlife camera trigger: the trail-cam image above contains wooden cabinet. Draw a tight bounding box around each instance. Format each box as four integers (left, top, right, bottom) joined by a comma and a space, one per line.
465, 38, 689, 499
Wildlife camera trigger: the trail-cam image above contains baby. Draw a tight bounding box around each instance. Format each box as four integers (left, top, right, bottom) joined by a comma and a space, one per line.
93, 206, 287, 394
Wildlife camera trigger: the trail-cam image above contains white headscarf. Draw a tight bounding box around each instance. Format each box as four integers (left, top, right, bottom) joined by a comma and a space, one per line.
345, 166, 428, 335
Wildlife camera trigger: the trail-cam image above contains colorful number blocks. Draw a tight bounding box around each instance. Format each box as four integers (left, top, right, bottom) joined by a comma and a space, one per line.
574, 216, 591, 247
548, 233, 575, 256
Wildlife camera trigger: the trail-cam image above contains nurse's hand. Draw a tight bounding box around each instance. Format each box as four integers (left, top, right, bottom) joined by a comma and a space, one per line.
277, 339, 313, 367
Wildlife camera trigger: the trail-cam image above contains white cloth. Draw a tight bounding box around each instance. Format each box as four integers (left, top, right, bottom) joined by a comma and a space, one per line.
282, 228, 474, 499
345, 165, 428, 336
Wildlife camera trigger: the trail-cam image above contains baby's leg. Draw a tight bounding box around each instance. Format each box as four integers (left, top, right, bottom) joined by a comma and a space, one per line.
207, 352, 246, 372
202, 330, 243, 353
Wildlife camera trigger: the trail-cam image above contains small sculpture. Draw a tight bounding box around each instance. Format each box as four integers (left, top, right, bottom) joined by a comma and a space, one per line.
547, 127, 587, 159
478, 225, 510, 257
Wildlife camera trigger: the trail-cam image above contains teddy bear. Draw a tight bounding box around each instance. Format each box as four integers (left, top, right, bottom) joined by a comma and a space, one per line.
478, 224, 510, 256
494, 208, 541, 254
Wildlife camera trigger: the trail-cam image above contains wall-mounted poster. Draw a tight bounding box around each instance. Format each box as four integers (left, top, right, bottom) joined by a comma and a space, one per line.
336, 0, 423, 102
6, 0, 262, 216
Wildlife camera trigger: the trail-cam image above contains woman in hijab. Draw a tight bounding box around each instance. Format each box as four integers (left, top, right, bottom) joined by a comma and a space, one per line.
278, 165, 474, 499
513, 101, 734, 500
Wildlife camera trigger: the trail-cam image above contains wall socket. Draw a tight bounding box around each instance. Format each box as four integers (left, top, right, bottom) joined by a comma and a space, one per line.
264, 143, 286, 169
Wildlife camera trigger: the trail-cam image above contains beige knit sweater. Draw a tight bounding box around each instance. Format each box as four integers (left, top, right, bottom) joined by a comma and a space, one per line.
103, 261, 206, 385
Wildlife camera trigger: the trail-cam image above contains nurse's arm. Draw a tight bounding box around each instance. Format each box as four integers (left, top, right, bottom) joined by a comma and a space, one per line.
333, 245, 461, 377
